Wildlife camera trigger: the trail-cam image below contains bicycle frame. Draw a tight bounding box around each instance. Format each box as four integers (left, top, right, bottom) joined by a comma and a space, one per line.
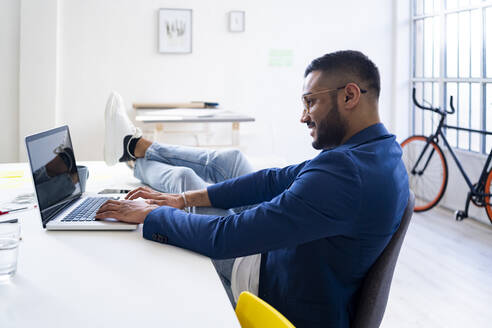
413, 113, 492, 198
411, 89, 492, 206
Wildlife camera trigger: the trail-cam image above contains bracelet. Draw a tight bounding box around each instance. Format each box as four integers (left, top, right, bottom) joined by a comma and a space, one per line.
181, 192, 190, 212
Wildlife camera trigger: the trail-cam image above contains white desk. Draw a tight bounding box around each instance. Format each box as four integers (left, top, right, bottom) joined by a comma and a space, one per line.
135, 110, 255, 147
0, 162, 240, 328
136, 110, 255, 124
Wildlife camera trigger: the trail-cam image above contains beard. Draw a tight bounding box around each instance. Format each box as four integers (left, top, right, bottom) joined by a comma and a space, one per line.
311, 101, 347, 150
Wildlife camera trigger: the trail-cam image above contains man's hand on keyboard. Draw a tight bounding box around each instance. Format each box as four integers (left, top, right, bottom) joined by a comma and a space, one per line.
125, 186, 185, 209
95, 199, 159, 224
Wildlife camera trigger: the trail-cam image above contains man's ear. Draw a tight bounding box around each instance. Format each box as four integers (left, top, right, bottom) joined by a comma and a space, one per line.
343, 83, 361, 109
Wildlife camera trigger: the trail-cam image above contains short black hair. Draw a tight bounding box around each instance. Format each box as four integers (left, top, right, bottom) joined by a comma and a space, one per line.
304, 50, 381, 98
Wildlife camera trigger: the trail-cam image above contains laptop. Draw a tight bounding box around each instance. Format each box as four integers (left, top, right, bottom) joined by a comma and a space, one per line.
25, 125, 137, 230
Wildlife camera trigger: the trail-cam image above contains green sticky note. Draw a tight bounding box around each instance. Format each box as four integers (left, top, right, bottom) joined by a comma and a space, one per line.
268, 49, 293, 67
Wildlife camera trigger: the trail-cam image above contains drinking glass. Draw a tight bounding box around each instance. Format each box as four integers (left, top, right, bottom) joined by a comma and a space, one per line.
0, 218, 21, 282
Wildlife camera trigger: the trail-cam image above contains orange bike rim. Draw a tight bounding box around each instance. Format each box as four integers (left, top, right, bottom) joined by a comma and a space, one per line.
401, 136, 447, 211
485, 170, 492, 221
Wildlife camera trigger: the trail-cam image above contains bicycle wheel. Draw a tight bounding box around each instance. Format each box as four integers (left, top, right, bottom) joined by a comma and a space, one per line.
401, 135, 448, 212
483, 170, 492, 224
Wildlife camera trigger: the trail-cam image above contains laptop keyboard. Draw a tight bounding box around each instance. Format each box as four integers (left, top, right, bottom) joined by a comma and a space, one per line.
62, 197, 114, 222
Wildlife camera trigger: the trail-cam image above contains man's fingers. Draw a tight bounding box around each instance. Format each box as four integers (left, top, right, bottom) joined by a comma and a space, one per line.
95, 198, 154, 224
128, 190, 161, 201
97, 204, 120, 213
127, 190, 149, 200
125, 187, 146, 199
127, 191, 141, 200
125, 188, 139, 200
99, 199, 121, 208
95, 210, 121, 220
126, 187, 152, 200
105, 199, 122, 205
97, 200, 122, 213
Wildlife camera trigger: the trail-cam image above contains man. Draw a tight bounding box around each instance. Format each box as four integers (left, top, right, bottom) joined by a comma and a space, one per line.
96, 50, 409, 327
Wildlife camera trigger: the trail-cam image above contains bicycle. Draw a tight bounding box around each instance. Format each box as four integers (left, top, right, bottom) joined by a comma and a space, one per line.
400, 88, 492, 223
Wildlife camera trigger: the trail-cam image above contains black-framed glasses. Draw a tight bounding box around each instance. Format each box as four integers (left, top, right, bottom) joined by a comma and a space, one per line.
302, 84, 367, 113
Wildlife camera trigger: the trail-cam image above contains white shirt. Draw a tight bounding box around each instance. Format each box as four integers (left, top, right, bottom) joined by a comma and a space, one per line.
231, 254, 261, 303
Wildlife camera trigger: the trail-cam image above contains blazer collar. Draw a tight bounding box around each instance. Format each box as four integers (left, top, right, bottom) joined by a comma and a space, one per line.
322, 123, 391, 153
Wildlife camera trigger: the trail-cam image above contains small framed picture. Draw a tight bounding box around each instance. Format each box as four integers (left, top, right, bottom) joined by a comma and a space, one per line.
158, 8, 192, 54
229, 11, 245, 32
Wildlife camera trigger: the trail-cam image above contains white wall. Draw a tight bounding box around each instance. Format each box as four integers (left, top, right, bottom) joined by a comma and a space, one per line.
0, 0, 20, 162
18, 0, 62, 160
52, 0, 396, 163
393, 0, 412, 142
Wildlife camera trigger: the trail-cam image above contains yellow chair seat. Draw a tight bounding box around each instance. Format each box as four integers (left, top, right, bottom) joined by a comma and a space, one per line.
235, 291, 295, 328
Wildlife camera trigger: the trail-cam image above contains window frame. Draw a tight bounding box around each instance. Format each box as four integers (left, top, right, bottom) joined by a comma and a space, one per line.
411, 0, 492, 154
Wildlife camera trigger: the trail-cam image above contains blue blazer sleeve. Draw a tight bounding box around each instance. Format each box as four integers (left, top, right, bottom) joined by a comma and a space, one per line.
207, 161, 308, 209
143, 152, 361, 259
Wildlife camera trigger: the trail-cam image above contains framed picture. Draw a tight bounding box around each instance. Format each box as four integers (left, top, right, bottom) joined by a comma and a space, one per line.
158, 8, 192, 54
229, 11, 245, 32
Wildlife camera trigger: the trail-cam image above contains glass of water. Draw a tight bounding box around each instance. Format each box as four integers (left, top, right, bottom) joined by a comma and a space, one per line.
0, 218, 21, 282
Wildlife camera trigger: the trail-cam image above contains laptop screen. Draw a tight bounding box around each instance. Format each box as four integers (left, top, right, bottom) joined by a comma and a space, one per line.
25, 126, 81, 224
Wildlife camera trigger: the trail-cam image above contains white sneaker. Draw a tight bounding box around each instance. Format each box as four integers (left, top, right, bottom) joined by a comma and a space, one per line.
104, 91, 142, 166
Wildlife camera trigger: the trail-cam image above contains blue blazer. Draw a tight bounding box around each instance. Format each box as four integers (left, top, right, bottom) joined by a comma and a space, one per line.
143, 123, 409, 327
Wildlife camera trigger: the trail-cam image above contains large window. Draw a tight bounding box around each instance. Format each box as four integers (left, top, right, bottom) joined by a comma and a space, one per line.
412, 0, 492, 153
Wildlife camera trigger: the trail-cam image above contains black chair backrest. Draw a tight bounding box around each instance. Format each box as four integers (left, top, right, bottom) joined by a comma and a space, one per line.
352, 191, 415, 328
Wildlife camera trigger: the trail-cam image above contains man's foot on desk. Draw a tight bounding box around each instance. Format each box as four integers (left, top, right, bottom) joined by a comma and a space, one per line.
104, 91, 142, 166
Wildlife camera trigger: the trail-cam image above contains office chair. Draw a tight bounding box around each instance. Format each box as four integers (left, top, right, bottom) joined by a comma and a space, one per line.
352, 191, 415, 328
235, 291, 295, 328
